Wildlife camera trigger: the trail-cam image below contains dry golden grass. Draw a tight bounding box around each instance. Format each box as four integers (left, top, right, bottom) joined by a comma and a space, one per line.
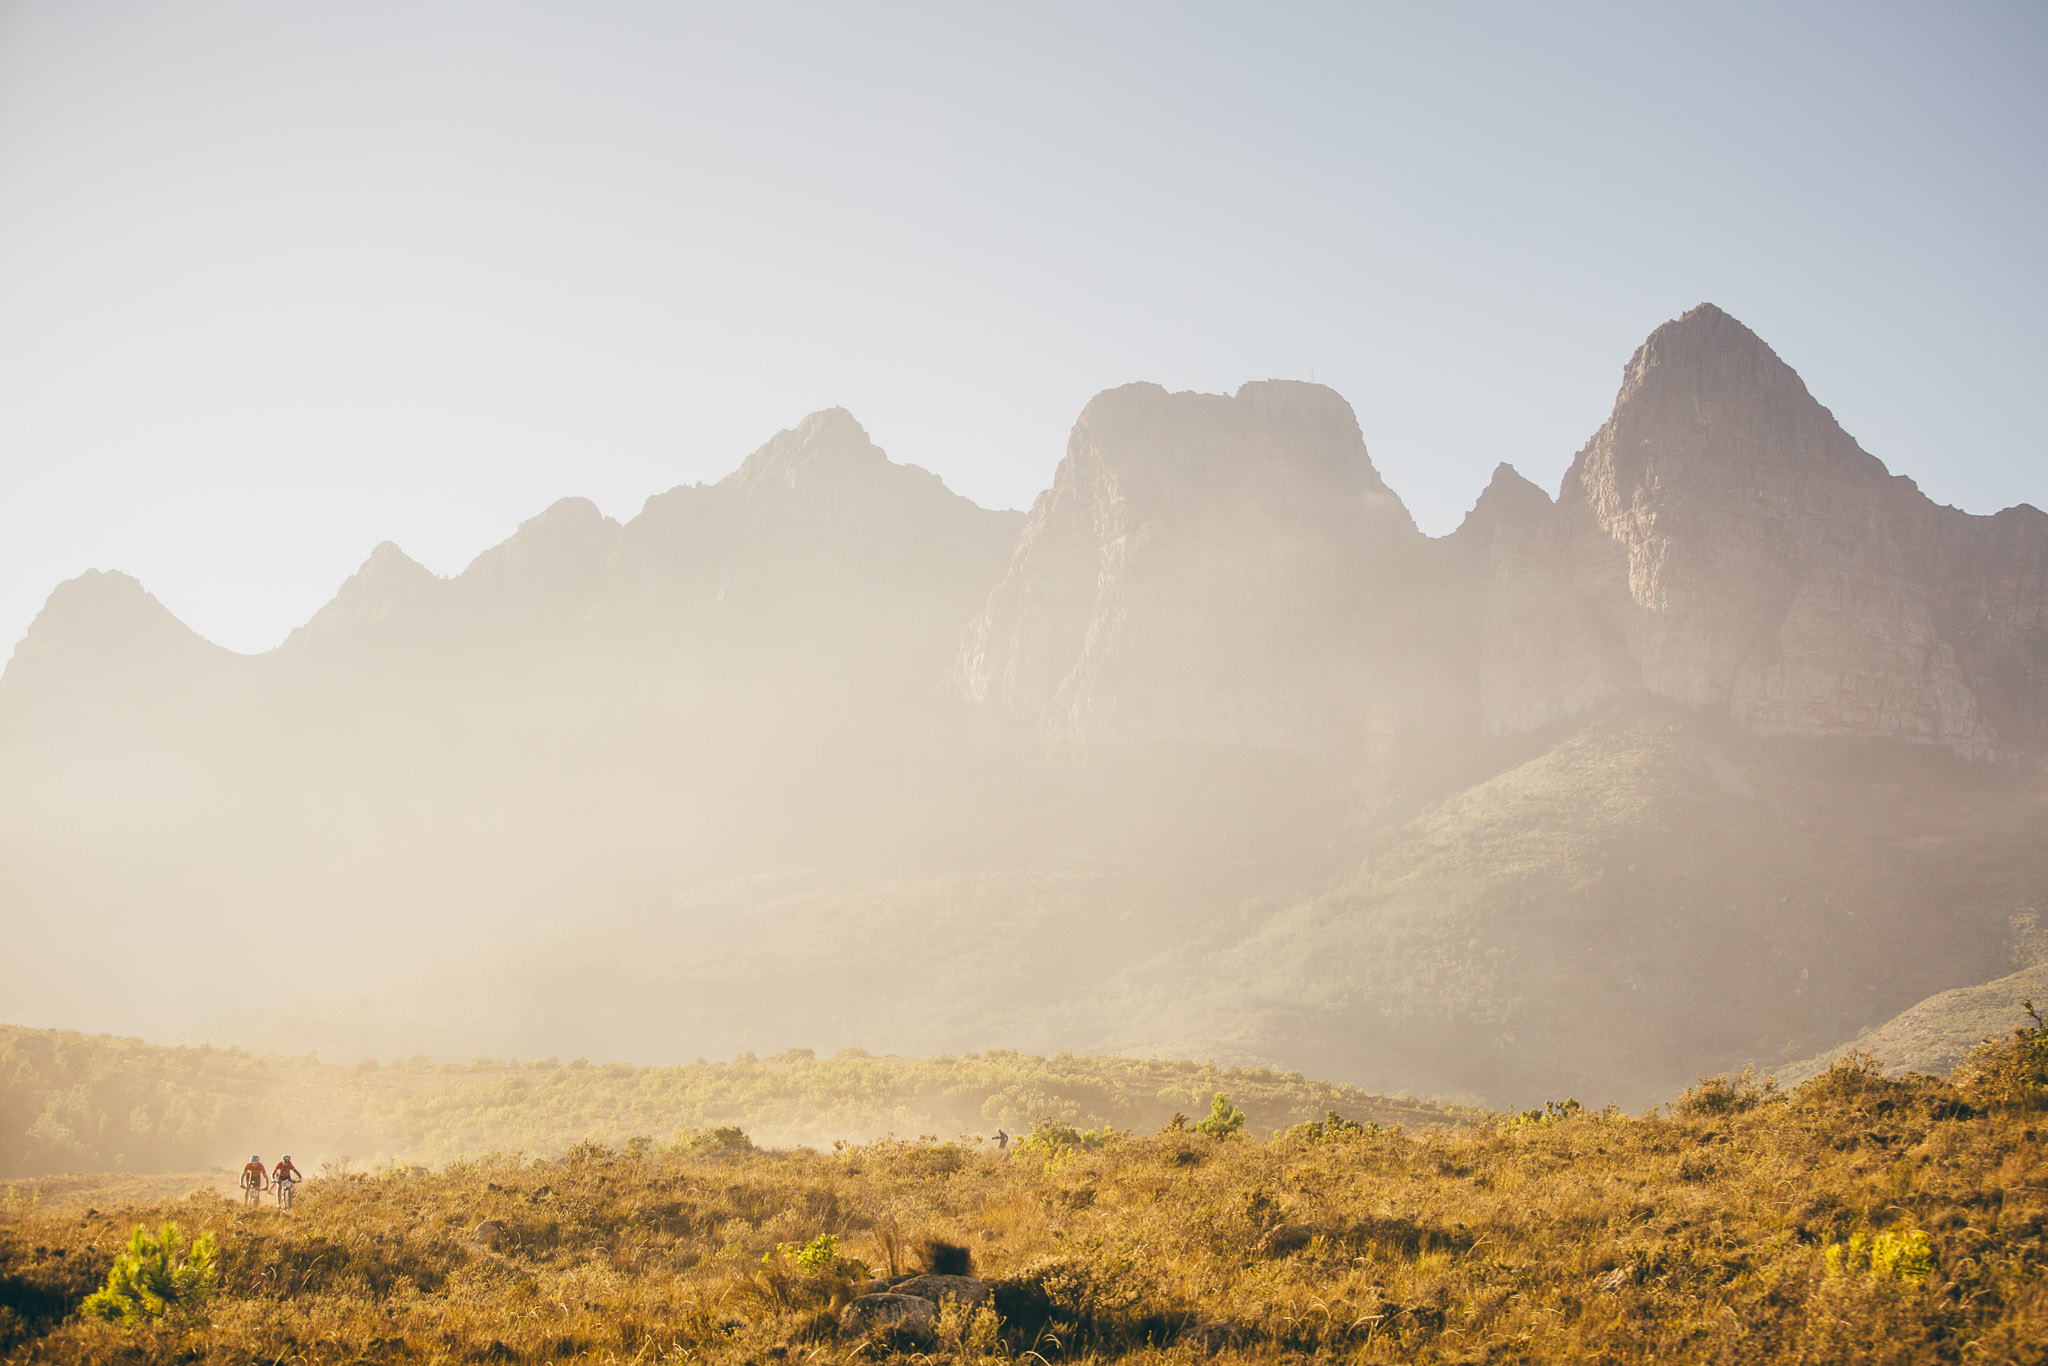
2, 1057, 2044, 1364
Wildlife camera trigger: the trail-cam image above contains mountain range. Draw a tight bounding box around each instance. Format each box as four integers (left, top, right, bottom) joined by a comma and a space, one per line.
4, 304, 2043, 1108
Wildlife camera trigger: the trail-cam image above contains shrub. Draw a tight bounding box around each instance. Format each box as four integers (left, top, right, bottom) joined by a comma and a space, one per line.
1285, 1109, 1372, 1143
779, 1232, 839, 1272
1194, 1092, 1245, 1139
79, 1221, 219, 1323
1017, 1119, 1119, 1157
674, 1125, 755, 1157
1956, 1000, 2048, 1113
918, 1236, 973, 1276
1794, 1052, 1900, 1112
1512, 1097, 1585, 1128
1674, 1066, 1781, 1118
990, 1252, 1151, 1344
1825, 1229, 1935, 1284
744, 1233, 866, 1314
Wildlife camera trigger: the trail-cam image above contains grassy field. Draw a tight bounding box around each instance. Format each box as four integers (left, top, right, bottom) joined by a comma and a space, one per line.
0, 1024, 1465, 1178
3, 1030, 2045, 1365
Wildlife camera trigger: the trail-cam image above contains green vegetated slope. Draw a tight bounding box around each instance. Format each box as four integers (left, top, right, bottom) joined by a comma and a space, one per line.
0, 1025, 1465, 1179
4, 1044, 2046, 1366
1775, 962, 2048, 1086
216, 705, 2048, 1114
1113, 707, 2048, 1109
209, 859, 1320, 1077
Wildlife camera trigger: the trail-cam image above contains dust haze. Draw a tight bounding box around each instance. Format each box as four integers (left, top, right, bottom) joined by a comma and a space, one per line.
6, 305, 2047, 1117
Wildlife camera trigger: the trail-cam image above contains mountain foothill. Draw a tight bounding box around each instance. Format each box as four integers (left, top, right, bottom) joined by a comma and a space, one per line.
5, 304, 2044, 1109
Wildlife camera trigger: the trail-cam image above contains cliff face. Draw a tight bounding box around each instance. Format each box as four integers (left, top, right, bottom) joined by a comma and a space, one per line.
955, 380, 1431, 764
950, 307, 2048, 768
1450, 465, 1635, 736
1544, 304, 2048, 761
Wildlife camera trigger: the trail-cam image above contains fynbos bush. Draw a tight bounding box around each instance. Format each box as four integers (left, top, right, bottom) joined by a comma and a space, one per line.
1194, 1091, 1245, 1138
80, 1221, 219, 1323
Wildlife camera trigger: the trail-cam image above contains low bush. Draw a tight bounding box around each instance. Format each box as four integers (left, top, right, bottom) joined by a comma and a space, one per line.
78, 1222, 217, 1324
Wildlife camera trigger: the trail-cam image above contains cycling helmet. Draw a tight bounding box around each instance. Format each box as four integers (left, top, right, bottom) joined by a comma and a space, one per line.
251, 1155, 260, 1162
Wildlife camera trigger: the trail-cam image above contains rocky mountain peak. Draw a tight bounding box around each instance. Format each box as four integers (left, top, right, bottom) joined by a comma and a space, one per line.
1062, 379, 1402, 512
1457, 463, 1554, 537
283, 543, 440, 651
1625, 302, 1797, 391
720, 407, 890, 496
1, 570, 221, 701
954, 377, 1428, 754
359, 541, 433, 583
1549, 305, 2041, 759
466, 497, 619, 575
9, 570, 195, 653
1593, 302, 1885, 491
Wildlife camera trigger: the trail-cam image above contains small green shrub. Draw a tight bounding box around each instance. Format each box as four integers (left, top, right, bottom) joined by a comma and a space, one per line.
1194, 1092, 1245, 1139
1825, 1229, 1934, 1284
1285, 1109, 1373, 1143
779, 1232, 838, 1272
79, 1221, 219, 1323
1018, 1119, 1120, 1156
745, 1233, 866, 1314
1512, 1097, 1585, 1128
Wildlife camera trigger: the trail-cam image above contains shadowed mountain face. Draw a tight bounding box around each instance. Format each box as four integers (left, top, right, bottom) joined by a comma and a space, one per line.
4, 305, 2045, 1106
957, 380, 1424, 752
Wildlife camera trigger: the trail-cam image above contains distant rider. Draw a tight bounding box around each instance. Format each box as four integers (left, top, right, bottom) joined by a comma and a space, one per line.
272, 1154, 302, 1208
240, 1155, 267, 1205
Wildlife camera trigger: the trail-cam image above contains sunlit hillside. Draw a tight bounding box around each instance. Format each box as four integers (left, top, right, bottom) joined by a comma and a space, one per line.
0, 1026, 1464, 1178
4, 1028, 2045, 1365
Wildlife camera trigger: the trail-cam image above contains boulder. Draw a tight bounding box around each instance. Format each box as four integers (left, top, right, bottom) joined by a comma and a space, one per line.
838, 1292, 938, 1337
891, 1274, 991, 1309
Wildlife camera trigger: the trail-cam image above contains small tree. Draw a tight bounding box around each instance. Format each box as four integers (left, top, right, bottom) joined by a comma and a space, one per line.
80, 1222, 219, 1323
1194, 1091, 1245, 1138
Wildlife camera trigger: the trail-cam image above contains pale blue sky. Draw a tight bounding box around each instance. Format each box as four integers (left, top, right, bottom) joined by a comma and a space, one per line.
2, 2, 2043, 653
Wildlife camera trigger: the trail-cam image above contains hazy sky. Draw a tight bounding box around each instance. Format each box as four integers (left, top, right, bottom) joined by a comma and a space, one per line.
2, 2, 2043, 654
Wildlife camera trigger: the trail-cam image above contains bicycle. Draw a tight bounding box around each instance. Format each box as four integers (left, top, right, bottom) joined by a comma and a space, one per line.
274, 1174, 297, 1211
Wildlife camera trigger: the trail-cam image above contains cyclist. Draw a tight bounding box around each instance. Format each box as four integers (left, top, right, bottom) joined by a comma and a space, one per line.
272, 1154, 303, 1210
240, 1155, 267, 1205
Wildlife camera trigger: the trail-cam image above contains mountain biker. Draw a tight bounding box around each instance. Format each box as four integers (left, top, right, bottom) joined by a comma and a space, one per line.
272, 1154, 303, 1208
240, 1155, 267, 1204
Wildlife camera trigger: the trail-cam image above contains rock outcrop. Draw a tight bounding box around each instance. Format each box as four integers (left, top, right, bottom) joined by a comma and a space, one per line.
1549, 303, 2048, 761
1450, 464, 1634, 735
889, 1274, 991, 1309
953, 379, 1428, 763
838, 1292, 938, 1337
